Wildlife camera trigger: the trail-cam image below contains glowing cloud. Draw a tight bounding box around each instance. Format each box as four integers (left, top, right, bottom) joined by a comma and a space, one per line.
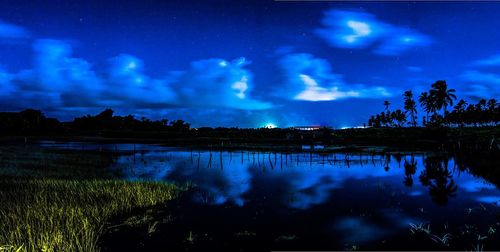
279, 53, 391, 101
295, 74, 360, 101
344, 20, 372, 43
0, 39, 271, 113
171, 57, 271, 110
316, 10, 386, 49
316, 10, 432, 55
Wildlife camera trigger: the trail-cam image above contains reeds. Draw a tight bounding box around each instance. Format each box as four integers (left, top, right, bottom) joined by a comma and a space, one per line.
0, 179, 179, 251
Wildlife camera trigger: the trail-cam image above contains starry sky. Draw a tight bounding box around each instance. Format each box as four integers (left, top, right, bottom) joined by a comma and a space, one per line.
1, 0, 500, 128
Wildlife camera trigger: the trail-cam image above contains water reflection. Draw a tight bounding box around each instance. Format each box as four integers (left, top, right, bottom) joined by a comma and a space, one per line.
38, 141, 499, 210
418, 156, 458, 205
39, 142, 500, 249
403, 156, 417, 187
98, 148, 496, 211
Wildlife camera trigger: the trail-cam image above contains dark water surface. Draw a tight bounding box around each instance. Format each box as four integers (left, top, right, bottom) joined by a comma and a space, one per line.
40, 141, 500, 251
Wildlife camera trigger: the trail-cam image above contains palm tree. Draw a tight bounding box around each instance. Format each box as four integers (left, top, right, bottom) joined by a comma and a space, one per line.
429, 80, 456, 123
454, 99, 467, 112
487, 98, 497, 111
380, 111, 390, 127
375, 114, 382, 127
465, 104, 477, 126
368, 116, 375, 127
451, 99, 467, 126
418, 91, 433, 125
383, 100, 391, 112
475, 99, 488, 125
403, 90, 417, 127
391, 109, 407, 127
487, 99, 498, 125
477, 98, 487, 111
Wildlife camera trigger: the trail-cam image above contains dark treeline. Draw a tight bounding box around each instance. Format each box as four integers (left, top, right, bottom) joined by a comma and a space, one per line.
72, 109, 190, 132
368, 80, 500, 128
0, 109, 62, 135
0, 108, 332, 145
0, 109, 190, 135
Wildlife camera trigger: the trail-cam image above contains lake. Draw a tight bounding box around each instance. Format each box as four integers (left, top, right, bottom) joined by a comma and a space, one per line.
40, 141, 500, 251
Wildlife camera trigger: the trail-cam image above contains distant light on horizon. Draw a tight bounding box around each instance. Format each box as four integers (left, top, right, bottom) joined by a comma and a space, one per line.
264, 123, 277, 129
340, 125, 366, 129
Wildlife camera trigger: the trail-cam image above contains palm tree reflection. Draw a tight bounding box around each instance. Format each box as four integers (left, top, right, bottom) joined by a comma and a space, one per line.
403, 156, 417, 187
419, 156, 458, 205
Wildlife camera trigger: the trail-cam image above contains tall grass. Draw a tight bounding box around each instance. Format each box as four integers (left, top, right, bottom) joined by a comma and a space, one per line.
0, 145, 182, 251
0, 179, 179, 251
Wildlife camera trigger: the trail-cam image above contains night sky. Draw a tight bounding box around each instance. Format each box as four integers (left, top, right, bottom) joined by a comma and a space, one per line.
1, 0, 500, 127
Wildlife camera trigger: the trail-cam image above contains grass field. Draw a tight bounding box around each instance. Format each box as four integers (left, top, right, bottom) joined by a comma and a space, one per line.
0, 146, 181, 252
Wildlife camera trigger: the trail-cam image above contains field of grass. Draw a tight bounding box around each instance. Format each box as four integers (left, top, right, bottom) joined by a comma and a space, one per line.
0, 146, 182, 252
0, 145, 118, 179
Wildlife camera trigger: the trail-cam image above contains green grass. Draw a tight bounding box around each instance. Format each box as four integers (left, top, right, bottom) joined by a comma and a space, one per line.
0, 145, 182, 252
0, 179, 179, 252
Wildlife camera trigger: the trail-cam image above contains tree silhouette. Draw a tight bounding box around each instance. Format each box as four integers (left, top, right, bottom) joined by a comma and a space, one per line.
403, 90, 418, 127
448, 99, 467, 126
487, 98, 497, 112
72, 109, 176, 131
446, 99, 499, 126
383, 100, 391, 111
429, 80, 456, 125
0, 109, 61, 135
418, 91, 434, 126
96, 108, 114, 120
170, 120, 190, 131
487, 98, 499, 125
367, 80, 500, 128
391, 109, 407, 127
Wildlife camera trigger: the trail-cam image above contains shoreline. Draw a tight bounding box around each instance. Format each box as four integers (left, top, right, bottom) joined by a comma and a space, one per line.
1, 126, 498, 154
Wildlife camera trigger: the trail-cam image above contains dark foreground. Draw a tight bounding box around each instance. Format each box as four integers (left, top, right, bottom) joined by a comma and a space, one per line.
96, 146, 499, 251
1, 142, 500, 251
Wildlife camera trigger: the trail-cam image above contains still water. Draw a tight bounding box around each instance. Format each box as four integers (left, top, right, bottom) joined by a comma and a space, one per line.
41, 142, 500, 250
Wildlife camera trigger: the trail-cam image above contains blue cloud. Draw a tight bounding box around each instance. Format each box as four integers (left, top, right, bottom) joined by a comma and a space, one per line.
0, 20, 29, 39
0, 39, 271, 113
170, 57, 271, 110
278, 53, 391, 101
406, 66, 423, 72
316, 10, 432, 56
375, 28, 432, 55
472, 53, 500, 67
461, 70, 500, 98
33, 39, 101, 91
0, 39, 103, 109
0, 67, 15, 97
316, 10, 386, 49
106, 54, 177, 107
